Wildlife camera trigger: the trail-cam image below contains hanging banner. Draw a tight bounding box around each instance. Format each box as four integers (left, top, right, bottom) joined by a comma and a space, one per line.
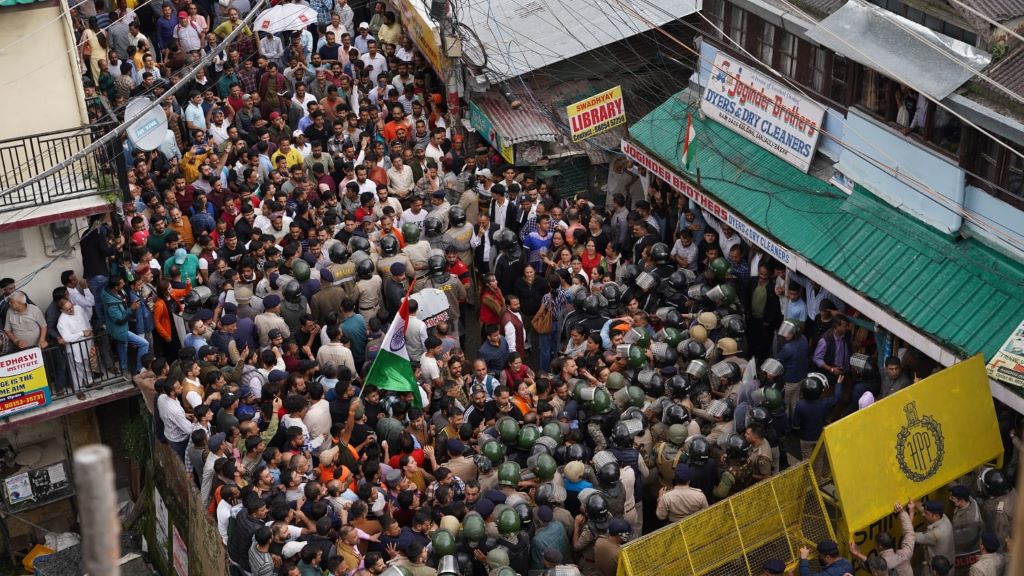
620, 139, 791, 265
567, 86, 626, 142
822, 355, 1001, 535
0, 348, 50, 418
987, 319, 1024, 388
701, 51, 826, 172
469, 101, 514, 164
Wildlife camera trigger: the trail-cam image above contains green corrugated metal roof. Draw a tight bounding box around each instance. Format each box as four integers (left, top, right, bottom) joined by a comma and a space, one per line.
629, 93, 1024, 360
0, 0, 48, 6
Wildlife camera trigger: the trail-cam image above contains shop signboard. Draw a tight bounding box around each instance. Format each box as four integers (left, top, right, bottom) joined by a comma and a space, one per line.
398, 0, 448, 75
469, 101, 515, 164
0, 347, 50, 418
701, 51, 826, 172
987, 319, 1024, 388
567, 86, 626, 142
620, 139, 791, 265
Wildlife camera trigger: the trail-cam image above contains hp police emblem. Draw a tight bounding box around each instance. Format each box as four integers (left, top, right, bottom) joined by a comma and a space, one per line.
896, 401, 945, 482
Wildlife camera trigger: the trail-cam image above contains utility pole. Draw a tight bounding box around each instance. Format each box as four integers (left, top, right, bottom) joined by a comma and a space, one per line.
73, 445, 120, 576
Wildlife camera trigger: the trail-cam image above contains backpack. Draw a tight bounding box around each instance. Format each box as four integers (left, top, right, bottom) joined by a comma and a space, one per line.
531, 296, 554, 335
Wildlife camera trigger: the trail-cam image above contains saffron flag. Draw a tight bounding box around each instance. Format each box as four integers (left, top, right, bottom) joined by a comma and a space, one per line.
682, 112, 697, 170
363, 283, 421, 406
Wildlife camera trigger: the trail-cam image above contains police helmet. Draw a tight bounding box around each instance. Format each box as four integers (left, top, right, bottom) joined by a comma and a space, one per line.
283, 280, 302, 303
667, 375, 692, 399
349, 236, 371, 254
688, 436, 711, 466
380, 234, 400, 257
356, 259, 375, 279
449, 206, 467, 227
650, 242, 670, 265
427, 254, 447, 275
329, 243, 350, 264
662, 403, 691, 426
725, 434, 751, 459
801, 373, 828, 401
424, 217, 444, 238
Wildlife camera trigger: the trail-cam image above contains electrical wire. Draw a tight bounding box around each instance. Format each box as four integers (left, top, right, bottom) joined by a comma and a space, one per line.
0, 0, 158, 54
945, 0, 1024, 46
0, 0, 275, 202
769, 0, 1024, 165
0, 0, 164, 91
640, 99, 1024, 338
853, 1, 1024, 108
457, 0, 693, 158
610, 0, 1024, 253
0, 8, 269, 188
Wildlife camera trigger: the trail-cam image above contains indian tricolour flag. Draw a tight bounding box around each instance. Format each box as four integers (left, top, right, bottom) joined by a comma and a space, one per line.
363, 283, 422, 406
682, 112, 697, 170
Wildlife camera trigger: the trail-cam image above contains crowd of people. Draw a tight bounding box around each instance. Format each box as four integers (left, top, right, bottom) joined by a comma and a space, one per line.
43, 0, 1022, 575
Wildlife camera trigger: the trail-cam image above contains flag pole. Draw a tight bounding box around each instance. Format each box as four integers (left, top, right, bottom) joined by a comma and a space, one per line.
359, 279, 419, 402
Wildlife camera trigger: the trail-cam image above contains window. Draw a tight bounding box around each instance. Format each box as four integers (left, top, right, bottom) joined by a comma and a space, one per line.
1008, 154, 1023, 199
966, 129, 1024, 204
705, 0, 725, 39
778, 33, 798, 78
811, 46, 827, 92
829, 54, 849, 104
854, 67, 894, 118
975, 134, 1000, 183
757, 21, 775, 66
729, 8, 747, 48
929, 107, 962, 155
869, 0, 978, 46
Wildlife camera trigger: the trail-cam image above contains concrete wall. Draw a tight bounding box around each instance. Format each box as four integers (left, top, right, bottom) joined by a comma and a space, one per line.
837, 110, 966, 235
0, 224, 86, 308
0, 3, 88, 140
963, 185, 1024, 253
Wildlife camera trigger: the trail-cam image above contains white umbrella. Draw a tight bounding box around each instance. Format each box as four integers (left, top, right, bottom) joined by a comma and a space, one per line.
253, 4, 318, 34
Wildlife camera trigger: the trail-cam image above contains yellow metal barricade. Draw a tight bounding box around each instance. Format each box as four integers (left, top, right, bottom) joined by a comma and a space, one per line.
617, 462, 834, 576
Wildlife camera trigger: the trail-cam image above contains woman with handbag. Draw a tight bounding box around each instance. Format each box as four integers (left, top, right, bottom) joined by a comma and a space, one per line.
80, 17, 108, 83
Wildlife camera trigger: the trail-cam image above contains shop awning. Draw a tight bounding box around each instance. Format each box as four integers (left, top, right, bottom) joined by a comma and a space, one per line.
470, 92, 560, 145
460, 0, 700, 83
808, 0, 990, 99
628, 92, 1024, 363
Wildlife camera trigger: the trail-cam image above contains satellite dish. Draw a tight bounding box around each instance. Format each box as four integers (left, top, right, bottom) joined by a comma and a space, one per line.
125, 98, 168, 151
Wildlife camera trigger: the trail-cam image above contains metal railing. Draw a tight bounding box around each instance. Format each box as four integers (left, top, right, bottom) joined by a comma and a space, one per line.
41, 332, 125, 398
0, 122, 120, 212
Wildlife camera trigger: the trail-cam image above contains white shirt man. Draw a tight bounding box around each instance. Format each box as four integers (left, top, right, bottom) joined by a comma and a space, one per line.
401, 206, 428, 229
359, 45, 388, 83
503, 299, 524, 353
425, 141, 444, 164
303, 397, 332, 442
405, 306, 428, 362
492, 195, 510, 231
387, 162, 415, 198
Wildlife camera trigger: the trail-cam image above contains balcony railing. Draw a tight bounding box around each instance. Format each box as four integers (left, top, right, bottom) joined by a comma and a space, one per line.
0, 122, 121, 213
41, 332, 126, 399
